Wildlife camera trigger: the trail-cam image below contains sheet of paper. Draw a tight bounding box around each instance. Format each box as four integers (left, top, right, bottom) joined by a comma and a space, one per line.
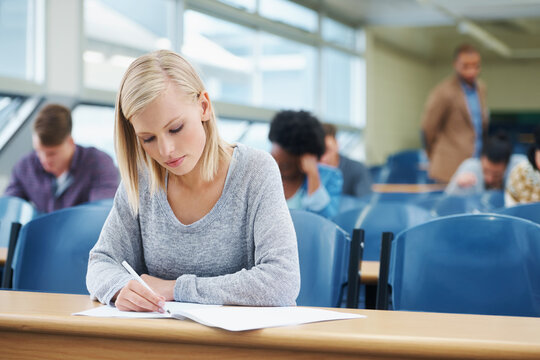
173, 306, 365, 331
74, 302, 365, 331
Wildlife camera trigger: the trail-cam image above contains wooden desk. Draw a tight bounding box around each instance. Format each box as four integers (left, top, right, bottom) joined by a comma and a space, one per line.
0, 247, 6, 266
1, 291, 540, 360
372, 183, 446, 193
360, 260, 379, 285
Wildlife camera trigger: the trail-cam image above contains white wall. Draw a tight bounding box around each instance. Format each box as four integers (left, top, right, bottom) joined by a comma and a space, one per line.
365, 32, 434, 165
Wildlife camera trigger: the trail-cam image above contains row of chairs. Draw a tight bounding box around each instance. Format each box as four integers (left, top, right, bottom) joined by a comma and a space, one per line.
2, 195, 540, 317
376, 213, 540, 317
0, 198, 359, 309
370, 149, 434, 185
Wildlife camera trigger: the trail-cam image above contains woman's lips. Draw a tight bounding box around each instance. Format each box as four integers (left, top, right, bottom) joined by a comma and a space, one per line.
165, 156, 185, 168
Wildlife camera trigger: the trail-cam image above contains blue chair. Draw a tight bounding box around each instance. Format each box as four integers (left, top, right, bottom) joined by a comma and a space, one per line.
11, 205, 111, 294
380, 214, 540, 317
81, 197, 114, 209
333, 202, 432, 261
338, 194, 369, 214
291, 209, 352, 307
431, 191, 505, 217
386, 149, 428, 169
495, 202, 540, 224
0, 196, 38, 247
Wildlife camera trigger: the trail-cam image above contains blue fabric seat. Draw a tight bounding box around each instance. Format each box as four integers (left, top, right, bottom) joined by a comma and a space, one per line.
291, 209, 352, 307
382, 214, 540, 317
0, 196, 38, 247
333, 202, 432, 261
11, 205, 111, 294
430, 190, 504, 216
494, 202, 540, 224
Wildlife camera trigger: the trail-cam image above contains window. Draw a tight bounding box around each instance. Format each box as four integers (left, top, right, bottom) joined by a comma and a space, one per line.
238, 122, 271, 151
0, 0, 44, 82
71, 104, 116, 162
183, 10, 256, 105
83, 0, 175, 91
322, 17, 356, 49
217, 0, 256, 12
0, 94, 41, 151
259, 33, 316, 111
322, 48, 365, 127
216, 118, 250, 144
259, 0, 317, 33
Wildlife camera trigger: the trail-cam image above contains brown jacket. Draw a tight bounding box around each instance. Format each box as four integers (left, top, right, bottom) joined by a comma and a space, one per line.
421, 76, 489, 182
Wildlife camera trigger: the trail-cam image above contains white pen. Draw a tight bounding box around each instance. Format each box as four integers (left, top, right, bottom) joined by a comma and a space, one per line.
121, 260, 170, 314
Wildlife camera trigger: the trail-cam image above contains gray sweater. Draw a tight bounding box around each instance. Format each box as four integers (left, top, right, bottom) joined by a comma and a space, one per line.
87, 143, 300, 306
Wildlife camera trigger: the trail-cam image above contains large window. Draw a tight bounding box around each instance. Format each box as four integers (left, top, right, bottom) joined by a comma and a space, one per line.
79, 0, 365, 156
183, 11, 256, 105
0, 0, 44, 82
71, 104, 116, 161
83, 0, 175, 91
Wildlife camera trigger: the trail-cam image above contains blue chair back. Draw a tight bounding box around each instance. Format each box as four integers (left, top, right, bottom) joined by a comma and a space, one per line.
12, 205, 111, 294
389, 214, 540, 316
291, 209, 350, 307
0, 196, 38, 247
386, 149, 428, 169
333, 202, 432, 261
430, 191, 504, 217
495, 202, 540, 224
338, 194, 369, 214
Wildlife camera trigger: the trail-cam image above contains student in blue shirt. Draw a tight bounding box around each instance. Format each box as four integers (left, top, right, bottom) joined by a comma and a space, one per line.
269, 110, 343, 218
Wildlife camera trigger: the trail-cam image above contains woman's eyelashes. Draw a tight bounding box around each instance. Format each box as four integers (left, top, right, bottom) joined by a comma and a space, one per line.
143, 135, 155, 144
141, 125, 183, 144
170, 124, 183, 134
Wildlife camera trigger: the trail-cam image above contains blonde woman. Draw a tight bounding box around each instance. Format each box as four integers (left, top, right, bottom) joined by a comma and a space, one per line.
87, 50, 300, 311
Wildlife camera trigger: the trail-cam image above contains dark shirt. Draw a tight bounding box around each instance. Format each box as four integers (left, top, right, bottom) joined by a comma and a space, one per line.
338, 154, 372, 197
4, 145, 119, 213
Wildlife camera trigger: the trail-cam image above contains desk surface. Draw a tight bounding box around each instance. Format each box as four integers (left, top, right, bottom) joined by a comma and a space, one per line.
372, 183, 446, 193
0, 247, 6, 266
1, 291, 540, 360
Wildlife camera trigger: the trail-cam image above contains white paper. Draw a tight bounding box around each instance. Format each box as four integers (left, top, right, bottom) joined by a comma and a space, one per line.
74, 302, 365, 331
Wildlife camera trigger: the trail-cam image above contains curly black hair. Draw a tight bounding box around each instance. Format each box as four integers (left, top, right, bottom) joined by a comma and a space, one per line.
268, 110, 326, 158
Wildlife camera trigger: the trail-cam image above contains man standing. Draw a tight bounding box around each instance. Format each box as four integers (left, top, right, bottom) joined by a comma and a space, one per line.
422, 44, 489, 183
4, 104, 119, 213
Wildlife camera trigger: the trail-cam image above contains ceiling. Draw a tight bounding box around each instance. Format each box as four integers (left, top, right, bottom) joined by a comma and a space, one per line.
295, 0, 540, 61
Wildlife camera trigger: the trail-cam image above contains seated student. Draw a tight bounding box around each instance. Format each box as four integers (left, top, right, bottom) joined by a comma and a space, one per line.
445, 132, 526, 195
87, 50, 300, 311
320, 123, 372, 197
505, 126, 540, 206
268, 110, 343, 219
4, 104, 119, 213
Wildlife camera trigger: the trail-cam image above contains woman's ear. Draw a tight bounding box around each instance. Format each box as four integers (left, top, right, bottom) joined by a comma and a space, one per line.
199, 91, 211, 122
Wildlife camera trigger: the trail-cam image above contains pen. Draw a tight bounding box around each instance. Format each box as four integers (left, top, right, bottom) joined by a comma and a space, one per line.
121, 260, 171, 314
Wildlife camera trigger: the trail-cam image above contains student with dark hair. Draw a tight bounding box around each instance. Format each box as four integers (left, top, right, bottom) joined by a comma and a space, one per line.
445, 132, 525, 195
422, 43, 489, 183
269, 110, 343, 218
4, 103, 119, 213
320, 123, 372, 197
505, 126, 540, 205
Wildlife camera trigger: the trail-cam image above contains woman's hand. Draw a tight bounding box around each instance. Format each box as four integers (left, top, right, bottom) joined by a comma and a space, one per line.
456, 172, 477, 188
113, 275, 175, 312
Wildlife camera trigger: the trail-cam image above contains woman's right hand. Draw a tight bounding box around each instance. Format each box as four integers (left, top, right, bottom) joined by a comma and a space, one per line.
113, 280, 167, 313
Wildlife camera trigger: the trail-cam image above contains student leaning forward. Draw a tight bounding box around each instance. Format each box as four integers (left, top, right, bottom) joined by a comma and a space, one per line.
86, 50, 300, 312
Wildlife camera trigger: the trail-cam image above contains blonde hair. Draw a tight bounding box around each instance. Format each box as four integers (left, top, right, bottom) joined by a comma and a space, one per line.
115, 49, 230, 214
